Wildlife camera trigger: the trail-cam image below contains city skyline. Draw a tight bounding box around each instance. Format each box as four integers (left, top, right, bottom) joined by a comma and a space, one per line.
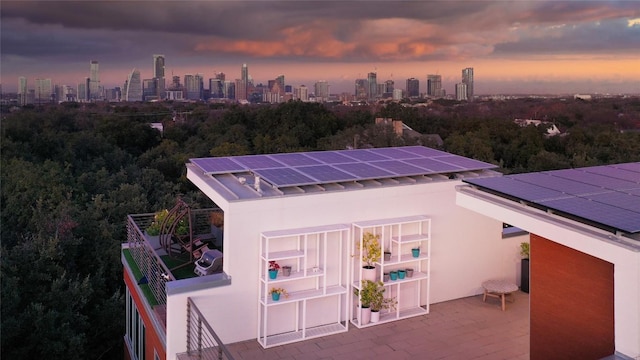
1, 1, 639, 95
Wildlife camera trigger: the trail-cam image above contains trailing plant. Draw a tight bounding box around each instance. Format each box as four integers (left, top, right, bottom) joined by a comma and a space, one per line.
520, 242, 530, 259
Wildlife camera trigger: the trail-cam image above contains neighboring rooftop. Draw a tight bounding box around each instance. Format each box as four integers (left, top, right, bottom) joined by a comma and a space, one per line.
188, 146, 498, 201
463, 163, 640, 238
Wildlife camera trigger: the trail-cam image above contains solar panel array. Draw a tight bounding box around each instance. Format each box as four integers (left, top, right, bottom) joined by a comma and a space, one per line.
190, 146, 496, 189
464, 163, 640, 234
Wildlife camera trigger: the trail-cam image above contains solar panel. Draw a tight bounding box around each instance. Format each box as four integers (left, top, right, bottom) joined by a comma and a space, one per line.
467, 177, 569, 202
233, 155, 286, 169
268, 153, 321, 167
305, 151, 355, 164
434, 155, 496, 170
400, 146, 450, 157
552, 169, 639, 191
333, 162, 394, 178
192, 146, 498, 190
190, 157, 246, 174
612, 162, 640, 173
369, 160, 431, 177
296, 165, 358, 183
514, 172, 606, 196
340, 149, 389, 161
587, 192, 640, 212
253, 168, 315, 187
371, 147, 417, 159
405, 158, 463, 173
584, 166, 640, 184
541, 197, 640, 233
464, 162, 640, 234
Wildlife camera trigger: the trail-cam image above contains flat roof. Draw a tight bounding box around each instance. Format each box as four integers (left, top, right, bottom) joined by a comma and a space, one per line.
188, 146, 499, 201
464, 163, 640, 235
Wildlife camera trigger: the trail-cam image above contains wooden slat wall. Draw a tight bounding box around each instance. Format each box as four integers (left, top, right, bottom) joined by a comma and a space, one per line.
530, 234, 614, 360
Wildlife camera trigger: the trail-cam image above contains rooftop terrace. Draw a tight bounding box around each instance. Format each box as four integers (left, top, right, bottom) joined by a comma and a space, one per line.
226, 291, 530, 360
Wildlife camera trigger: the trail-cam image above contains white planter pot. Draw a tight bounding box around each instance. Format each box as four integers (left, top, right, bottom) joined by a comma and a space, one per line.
359, 306, 371, 325
362, 266, 377, 282
370, 310, 380, 323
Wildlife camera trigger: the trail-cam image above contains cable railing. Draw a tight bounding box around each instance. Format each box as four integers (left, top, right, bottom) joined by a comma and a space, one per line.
184, 298, 235, 360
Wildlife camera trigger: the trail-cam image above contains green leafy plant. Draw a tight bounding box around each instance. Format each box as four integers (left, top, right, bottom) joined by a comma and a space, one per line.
146, 209, 189, 236
359, 232, 382, 268
520, 242, 530, 259
353, 280, 396, 311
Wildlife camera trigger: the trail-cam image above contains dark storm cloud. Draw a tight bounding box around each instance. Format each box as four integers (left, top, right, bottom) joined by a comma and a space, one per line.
494, 19, 640, 55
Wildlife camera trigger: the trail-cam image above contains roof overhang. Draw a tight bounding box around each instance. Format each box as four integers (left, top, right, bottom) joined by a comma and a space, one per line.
456, 184, 640, 253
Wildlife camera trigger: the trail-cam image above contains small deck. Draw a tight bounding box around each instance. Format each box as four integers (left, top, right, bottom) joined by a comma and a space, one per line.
227, 291, 529, 359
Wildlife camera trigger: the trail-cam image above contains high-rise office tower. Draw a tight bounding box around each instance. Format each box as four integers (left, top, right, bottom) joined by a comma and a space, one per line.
125, 69, 143, 101
209, 78, 223, 98
18, 76, 27, 106
184, 74, 204, 100
295, 85, 309, 101
427, 75, 442, 97
275, 75, 285, 96
354, 79, 368, 100
237, 64, 249, 100
384, 80, 394, 94
455, 83, 468, 101
462, 67, 474, 101
35, 78, 52, 104
406, 78, 419, 98
143, 78, 158, 101
314, 81, 329, 103
153, 55, 166, 99
89, 60, 100, 100
153, 55, 165, 78
367, 72, 377, 100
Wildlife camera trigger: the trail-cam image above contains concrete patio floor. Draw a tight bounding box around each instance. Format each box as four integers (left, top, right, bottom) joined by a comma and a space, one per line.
227, 291, 530, 360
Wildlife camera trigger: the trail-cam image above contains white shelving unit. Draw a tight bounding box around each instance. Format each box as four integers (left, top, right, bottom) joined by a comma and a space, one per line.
258, 224, 350, 348
350, 215, 431, 328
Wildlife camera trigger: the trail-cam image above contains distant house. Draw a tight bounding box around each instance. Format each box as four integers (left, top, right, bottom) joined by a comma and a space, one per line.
375, 117, 444, 146
514, 118, 561, 137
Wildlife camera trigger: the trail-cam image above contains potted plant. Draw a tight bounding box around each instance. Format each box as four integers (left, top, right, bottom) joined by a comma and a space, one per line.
359, 232, 381, 281
268, 260, 280, 279
383, 247, 391, 262
269, 287, 288, 301
353, 280, 377, 325
368, 281, 397, 323
520, 242, 530, 293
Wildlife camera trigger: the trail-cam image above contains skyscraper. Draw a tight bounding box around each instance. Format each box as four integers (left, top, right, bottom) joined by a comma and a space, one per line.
18, 76, 27, 106
125, 69, 142, 101
354, 79, 368, 101
314, 81, 329, 102
427, 75, 443, 97
406, 78, 419, 98
35, 78, 52, 104
184, 74, 204, 100
455, 83, 468, 101
153, 55, 166, 99
462, 67, 474, 101
367, 72, 377, 100
90, 60, 101, 100
237, 63, 249, 101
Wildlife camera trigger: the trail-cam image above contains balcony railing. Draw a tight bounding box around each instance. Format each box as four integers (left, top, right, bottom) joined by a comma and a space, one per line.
126, 208, 222, 305
179, 297, 235, 360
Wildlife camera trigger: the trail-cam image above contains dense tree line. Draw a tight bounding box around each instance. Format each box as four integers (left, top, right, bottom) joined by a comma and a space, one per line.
1, 98, 639, 359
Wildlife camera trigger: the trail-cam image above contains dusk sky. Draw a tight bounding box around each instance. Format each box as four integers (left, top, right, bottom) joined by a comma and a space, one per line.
2, 1, 639, 95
